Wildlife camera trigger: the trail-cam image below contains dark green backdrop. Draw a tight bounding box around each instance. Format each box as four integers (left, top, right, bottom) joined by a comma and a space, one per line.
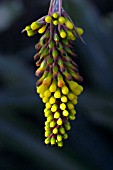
0, 0, 113, 170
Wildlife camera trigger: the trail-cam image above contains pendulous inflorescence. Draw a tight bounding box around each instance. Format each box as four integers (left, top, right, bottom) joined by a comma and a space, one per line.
22, 0, 84, 147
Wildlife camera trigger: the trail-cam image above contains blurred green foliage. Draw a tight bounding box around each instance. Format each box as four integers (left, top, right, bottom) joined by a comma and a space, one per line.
0, 0, 113, 170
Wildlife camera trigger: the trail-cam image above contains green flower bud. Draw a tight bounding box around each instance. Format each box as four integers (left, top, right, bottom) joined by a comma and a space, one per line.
67, 102, 74, 110
45, 137, 50, 144
67, 92, 75, 100
62, 39, 69, 45
57, 141, 63, 147
59, 127, 65, 134
68, 114, 76, 120
64, 122, 71, 130
27, 30, 35, 37
63, 133, 68, 139
52, 49, 58, 58
51, 137, 56, 145
54, 33, 60, 42
45, 131, 51, 137
49, 41, 55, 49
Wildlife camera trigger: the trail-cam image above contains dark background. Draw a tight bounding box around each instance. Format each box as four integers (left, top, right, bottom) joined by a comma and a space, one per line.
0, 0, 113, 170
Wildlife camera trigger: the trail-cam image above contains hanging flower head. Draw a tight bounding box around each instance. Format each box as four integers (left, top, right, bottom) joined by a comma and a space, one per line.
22, 0, 84, 147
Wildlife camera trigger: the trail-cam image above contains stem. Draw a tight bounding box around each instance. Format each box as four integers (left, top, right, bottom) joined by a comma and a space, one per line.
48, 0, 53, 15
59, 0, 62, 16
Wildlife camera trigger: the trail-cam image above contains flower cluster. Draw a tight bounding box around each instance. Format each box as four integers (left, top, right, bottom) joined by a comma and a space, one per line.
23, 0, 84, 147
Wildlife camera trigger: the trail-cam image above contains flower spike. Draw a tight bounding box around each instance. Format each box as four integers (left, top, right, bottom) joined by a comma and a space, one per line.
23, 0, 84, 147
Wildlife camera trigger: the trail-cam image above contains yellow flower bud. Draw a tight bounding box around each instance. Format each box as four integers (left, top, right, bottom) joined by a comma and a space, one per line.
51, 104, 58, 112
44, 90, 51, 98
61, 86, 69, 95
49, 96, 56, 104
76, 27, 84, 36
57, 118, 63, 125
60, 29, 67, 39
45, 131, 51, 137
62, 110, 69, 116
47, 115, 54, 122
49, 80, 57, 92
31, 22, 40, 30
53, 127, 58, 134
37, 84, 45, 94
39, 93, 44, 98
61, 96, 68, 103
46, 102, 51, 109
51, 137, 56, 145
38, 25, 46, 34
60, 103, 66, 110
54, 89, 61, 98
25, 26, 31, 31
45, 15, 52, 23
45, 110, 52, 117
50, 121, 56, 128
58, 16, 65, 24
53, 20, 58, 26
65, 20, 73, 30
45, 137, 50, 144
67, 81, 78, 92
57, 135, 62, 142
42, 97, 49, 103
54, 111, 60, 119
52, 13, 59, 19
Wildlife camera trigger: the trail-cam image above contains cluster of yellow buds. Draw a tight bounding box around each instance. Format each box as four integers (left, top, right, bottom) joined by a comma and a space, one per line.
23, 0, 84, 147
